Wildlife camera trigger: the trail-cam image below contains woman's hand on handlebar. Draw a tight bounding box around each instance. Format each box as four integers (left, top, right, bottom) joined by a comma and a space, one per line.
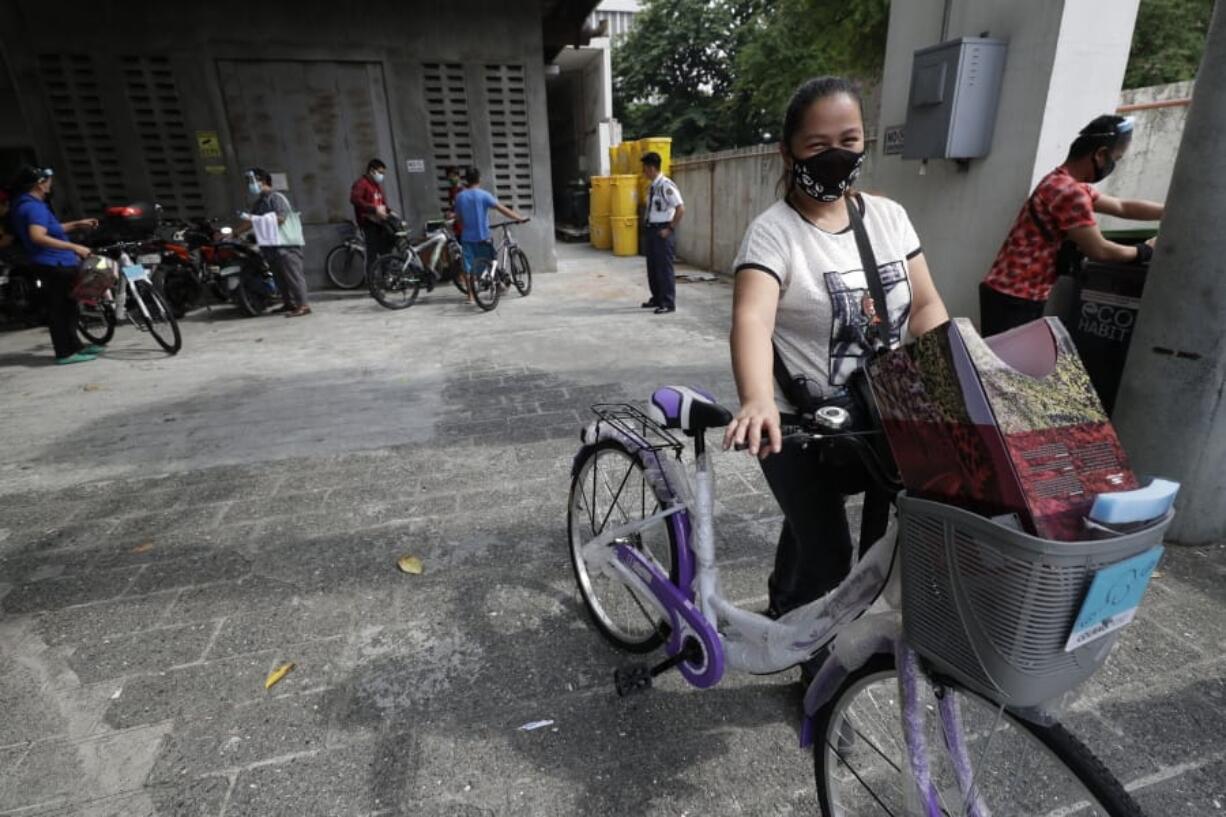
723, 399, 782, 460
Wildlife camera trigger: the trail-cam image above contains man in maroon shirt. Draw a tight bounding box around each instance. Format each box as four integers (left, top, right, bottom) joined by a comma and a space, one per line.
350, 158, 392, 279
980, 115, 1164, 335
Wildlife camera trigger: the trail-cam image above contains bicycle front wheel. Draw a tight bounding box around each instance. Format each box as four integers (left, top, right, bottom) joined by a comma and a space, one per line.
510, 247, 532, 296
469, 260, 500, 312
133, 280, 182, 355
326, 242, 366, 289
814, 654, 1144, 817
567, 439, 679, 653
368, 253, 421, 310
77, 300, 116, 345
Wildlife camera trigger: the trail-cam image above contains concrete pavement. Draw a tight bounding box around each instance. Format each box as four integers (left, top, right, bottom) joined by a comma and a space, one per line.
1, 243, 1223, 816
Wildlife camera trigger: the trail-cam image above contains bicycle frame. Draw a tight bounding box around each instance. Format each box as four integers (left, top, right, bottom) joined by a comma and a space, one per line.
575, 412, 996, 816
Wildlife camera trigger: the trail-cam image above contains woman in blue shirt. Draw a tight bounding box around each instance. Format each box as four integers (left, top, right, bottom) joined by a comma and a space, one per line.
9, 166, 100, 364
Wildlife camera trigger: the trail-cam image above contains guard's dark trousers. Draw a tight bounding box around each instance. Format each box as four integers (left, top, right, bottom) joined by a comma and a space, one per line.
645, 225, 676, 310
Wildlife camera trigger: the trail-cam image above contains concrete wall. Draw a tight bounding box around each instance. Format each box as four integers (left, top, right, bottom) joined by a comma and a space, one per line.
0, 0, 559, 282
1098, 80, 1193, 232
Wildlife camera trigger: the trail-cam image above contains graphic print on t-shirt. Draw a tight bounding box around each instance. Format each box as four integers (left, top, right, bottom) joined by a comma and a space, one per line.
823, 259, 911, 386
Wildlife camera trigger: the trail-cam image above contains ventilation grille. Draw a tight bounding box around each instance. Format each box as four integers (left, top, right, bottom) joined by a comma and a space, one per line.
38, 54, 127, 216
483, 64, 533, 211
121, 55, 205, 218
423, 63, 474, 212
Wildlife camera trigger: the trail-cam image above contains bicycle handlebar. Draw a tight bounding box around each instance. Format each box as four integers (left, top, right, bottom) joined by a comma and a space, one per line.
490, 219, 530, 229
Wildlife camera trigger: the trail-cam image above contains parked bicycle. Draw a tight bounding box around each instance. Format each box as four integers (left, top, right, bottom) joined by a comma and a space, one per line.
367, 214, 467, 310
567, 386, 1174, 816
77, 242, 182, 355
467, 219, 532, 312
324, 221, 366, 289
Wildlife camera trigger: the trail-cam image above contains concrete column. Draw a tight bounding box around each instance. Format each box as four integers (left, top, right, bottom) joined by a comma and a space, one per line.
866, 0, 1139, 322
1112, 3, 1226, 544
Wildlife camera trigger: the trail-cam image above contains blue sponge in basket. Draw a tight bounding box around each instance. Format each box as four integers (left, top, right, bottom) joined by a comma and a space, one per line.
1089, 478, 1180, 525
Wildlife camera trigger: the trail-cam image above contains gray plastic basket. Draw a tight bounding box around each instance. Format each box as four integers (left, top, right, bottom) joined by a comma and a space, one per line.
898, 493, 1171, 708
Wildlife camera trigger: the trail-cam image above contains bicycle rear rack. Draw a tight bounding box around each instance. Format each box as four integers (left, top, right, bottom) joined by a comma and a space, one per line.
591, 403, 685, 455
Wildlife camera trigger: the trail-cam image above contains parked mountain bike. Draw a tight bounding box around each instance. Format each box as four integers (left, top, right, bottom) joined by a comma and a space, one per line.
367, 215, 467, 310
324, 221, 366, 289
467, 219, 532, 312
567, 386, 1174, 816
77, 243, 182, 355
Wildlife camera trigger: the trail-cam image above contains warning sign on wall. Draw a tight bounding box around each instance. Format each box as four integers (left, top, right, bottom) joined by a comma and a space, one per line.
196, 131, 222, 159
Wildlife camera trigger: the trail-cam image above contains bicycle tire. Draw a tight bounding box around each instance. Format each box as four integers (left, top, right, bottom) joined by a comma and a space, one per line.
445, 240, 469, 294
326, 242, 366, 289
510, 247, 532, 296
134, 280, 182, 355
368, 253, 421, 310
470, 261, 500, 312
152, 260, 200, 319
813, 654, 1145, 817
567, 438, 681, 653
77, 301, 116, 345
234, 267, 271, 316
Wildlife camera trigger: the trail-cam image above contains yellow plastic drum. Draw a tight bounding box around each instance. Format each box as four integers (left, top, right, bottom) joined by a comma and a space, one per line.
618, 142, 635, 175
609, 174, 639, 217
590, 176, 613, 218
607, 146, 620, 176
610, 215, 638, 256
639, 136, 673, 176
589, 215, 612, 249
626, 140, 643, 175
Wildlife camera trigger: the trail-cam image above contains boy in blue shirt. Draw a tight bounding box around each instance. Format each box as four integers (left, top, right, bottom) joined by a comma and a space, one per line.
453, 167, 525, 302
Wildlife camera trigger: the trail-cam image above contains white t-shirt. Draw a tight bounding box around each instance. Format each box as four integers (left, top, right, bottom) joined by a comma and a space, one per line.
733, 194, 923, 413
646, 175, 684, 224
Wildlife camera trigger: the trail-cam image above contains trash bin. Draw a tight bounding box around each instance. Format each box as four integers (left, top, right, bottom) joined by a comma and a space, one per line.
1065, 257, 1148, 415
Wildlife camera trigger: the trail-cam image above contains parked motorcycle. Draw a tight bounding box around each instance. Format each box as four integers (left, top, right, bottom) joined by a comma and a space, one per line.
0, 257, 45, 327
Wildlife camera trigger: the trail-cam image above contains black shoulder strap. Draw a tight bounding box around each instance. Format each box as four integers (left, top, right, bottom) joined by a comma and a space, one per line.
846, 194, 890, 352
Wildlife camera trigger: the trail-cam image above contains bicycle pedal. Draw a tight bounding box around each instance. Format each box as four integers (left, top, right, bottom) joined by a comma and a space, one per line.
614, 664, 652, 697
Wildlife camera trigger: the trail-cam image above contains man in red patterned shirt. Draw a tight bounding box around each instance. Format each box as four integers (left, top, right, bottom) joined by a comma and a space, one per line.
980, 115, 1164, 335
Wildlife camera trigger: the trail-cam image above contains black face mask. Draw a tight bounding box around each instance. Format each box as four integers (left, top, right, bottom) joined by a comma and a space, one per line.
1091, 151, 1117, 183
791, 147, 865, 202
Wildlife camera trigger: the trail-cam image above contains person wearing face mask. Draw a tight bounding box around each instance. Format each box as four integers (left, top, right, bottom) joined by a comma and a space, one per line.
350, 158, 392, 280
8, 165, 102, 364
723, 77, 948, 672
980, 115, 1164, 336
237, 168, 309, 316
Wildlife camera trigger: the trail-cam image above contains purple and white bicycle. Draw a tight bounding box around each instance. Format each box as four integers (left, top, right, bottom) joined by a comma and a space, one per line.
568, 385, 1173, 816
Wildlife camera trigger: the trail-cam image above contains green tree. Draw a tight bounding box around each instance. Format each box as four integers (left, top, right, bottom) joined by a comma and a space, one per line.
612, 0, 769, 155
734, 0, 890, 135
1124, 0, 1215, 88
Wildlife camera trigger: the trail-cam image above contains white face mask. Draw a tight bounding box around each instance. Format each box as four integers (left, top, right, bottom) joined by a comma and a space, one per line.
372, 171, 385, 184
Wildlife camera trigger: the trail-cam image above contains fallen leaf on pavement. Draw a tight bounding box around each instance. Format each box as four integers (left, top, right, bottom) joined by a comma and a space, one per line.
83, 384, 103, 392
265, 662, 295, 690
397, 555, 424, 575
131, 541, 154, 554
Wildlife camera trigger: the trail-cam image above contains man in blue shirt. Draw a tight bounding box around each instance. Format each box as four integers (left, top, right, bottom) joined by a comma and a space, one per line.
453, 167, 525, 303
9, 166, 101, 364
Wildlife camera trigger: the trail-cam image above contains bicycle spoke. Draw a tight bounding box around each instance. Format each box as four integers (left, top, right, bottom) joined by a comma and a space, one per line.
596, 460, 636, 535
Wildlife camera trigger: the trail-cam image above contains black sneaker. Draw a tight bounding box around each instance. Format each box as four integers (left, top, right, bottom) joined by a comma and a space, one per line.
641, 301, 657, 309
653, 306, 675, 314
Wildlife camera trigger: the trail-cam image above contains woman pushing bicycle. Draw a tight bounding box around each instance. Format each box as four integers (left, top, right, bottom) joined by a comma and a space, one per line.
722, 77, 948, 655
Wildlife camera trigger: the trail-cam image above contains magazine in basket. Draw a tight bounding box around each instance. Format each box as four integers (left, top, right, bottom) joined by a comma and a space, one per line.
868, 317, 1138, 540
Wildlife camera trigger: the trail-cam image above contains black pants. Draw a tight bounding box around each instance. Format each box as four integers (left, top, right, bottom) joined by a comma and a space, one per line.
760, 434, 893, 614
361, 221, 394, 278
645, 226, 676, 309
34, 264, 83, 359
979, 282, 1045, 337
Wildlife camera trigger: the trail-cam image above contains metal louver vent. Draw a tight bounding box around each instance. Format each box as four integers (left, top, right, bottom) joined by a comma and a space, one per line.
37, 53, 127, 216
120, 55, 205, 218
423, 63, 474, 212
483, 64, 533, 211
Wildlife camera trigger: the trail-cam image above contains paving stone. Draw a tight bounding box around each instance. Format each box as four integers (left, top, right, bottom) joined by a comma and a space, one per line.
67, 621, 218, 683
225, 742, 388, 817
34, 590, 179, 647
2, 566, 142, 614
164, 575, 302, 625
126, 551, 251, 596
207, 600, 351, 660
103, 651, 274, 729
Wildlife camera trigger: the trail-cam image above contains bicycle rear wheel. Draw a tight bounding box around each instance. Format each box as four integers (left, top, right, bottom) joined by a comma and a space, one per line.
326, 242, 366, 289
469, 259, 500, 312
567, 439, 679, 653
368, 253, 422, 310
814, 654, 1144, 817
133, 280, 182, 355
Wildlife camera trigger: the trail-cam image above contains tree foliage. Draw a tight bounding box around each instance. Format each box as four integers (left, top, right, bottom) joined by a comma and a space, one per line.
1124, 0, 1216, 88
613, 0, 889, 156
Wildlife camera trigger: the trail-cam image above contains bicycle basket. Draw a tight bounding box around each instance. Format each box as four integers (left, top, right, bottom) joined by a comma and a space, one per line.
71, 256, 119, 302
898, 493, 1171, 708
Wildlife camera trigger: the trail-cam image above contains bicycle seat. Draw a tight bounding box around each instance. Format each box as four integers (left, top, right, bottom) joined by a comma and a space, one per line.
648, 386, 734, 434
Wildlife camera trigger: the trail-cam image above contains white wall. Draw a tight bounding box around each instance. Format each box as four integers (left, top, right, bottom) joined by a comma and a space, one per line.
1097, 80, 1193, 231
866, 0, 1140, 323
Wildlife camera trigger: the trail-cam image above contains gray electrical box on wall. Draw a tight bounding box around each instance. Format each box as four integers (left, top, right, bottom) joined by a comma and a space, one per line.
902, 37, 1007, 160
